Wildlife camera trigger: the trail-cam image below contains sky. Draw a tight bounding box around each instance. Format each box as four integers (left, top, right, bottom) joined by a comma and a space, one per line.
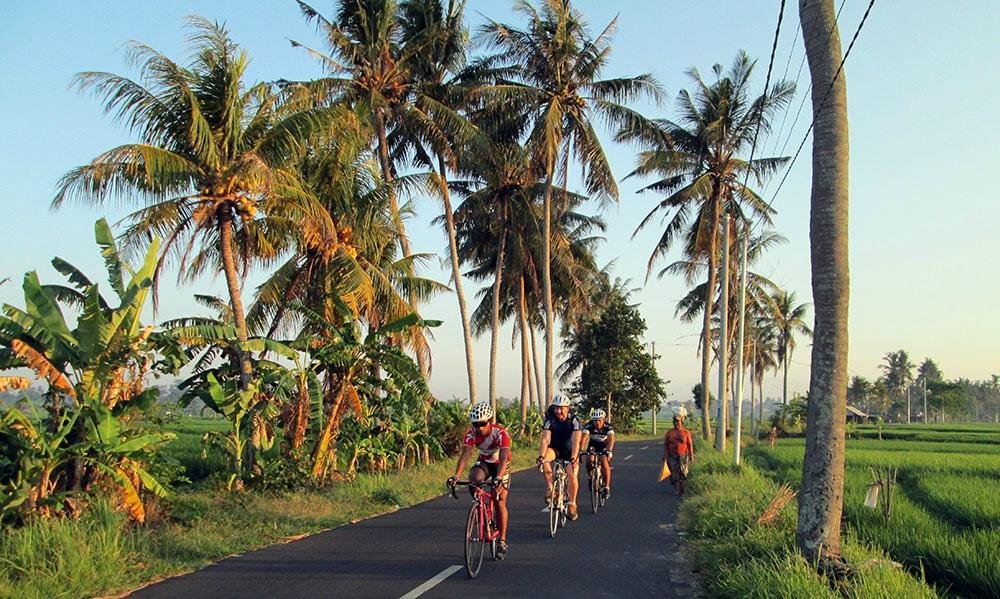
1, 1, 998, 406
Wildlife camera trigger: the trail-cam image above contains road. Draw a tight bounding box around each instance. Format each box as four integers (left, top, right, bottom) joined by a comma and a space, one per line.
130, 439, 698, 598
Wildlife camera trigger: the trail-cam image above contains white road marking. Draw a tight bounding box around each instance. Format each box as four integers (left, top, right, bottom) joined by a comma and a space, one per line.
641, 445, 649, 450
624, 454, 633, 460
399, 565, 462, 598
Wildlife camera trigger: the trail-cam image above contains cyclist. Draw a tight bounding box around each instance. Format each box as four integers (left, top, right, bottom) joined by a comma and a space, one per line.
447, 401, 512, 558
581, 408, 615, 500
536, 394, 583, 521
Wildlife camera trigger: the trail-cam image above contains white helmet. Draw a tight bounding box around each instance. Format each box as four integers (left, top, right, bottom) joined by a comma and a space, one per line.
590, 409, 606, 421
551, 393, 571, 407
469, 401, 493, 423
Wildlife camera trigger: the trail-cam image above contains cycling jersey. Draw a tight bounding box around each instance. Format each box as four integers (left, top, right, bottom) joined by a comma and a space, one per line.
583, 422, 614, 452
543, 415, 581, 460
463, 423, 512, 465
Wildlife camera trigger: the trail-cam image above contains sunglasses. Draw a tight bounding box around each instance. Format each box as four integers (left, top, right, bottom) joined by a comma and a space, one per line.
472, 421, 489, 428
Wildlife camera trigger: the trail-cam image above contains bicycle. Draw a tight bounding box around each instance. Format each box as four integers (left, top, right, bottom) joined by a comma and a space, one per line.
449, 480, 501, 578
586, 449, 611, 514
540, 459, 572, 537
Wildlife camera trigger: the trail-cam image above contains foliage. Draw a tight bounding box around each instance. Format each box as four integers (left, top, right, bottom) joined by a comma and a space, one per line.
692, 383, 715, 413
770, 397, 808, 434
561, 287, 665, 432
0, 220, 176, 524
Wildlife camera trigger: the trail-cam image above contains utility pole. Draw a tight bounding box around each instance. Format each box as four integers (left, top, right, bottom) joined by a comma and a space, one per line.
922, 377, 928, 425
715, 214, 731, 452
733, 230, 748, 465
651, 341, 657, 435
907, 386, 911, 424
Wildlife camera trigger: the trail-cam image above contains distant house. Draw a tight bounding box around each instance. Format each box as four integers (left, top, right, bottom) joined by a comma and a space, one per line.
846, 404, 873, 423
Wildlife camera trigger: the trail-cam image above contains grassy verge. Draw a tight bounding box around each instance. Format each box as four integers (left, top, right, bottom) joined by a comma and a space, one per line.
0, 432, 541, 599
679, 450, 936, 598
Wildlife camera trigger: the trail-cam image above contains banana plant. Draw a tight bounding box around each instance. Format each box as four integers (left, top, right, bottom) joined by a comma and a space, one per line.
0, 219, 177, 522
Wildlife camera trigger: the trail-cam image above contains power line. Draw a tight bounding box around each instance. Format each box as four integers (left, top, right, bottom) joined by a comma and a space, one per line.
756, 0, 878, 229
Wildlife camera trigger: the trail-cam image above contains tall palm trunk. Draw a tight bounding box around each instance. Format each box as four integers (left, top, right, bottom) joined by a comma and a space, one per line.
782, 343, 791, 404
217, 206, 253, 390
520, 276, 538, 414
700, 194, 722, 442
541, 157, 556, 405
530, 322, 544, 412
437, 156, 478, 405
373, 109, 428, 380
489, 219, 507, 417
519, 315, 530, 434
797, 0, 851, 564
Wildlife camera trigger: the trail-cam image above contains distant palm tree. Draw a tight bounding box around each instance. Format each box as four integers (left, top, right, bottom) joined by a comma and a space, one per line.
626, 51, 794, 439
54, 17, 338, 390
879, 349, 915, 416
772, 290, 812, 405
477, 0, 663, 406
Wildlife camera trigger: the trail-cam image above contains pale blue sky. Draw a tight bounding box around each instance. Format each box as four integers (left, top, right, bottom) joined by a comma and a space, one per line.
1, 1, 998, 404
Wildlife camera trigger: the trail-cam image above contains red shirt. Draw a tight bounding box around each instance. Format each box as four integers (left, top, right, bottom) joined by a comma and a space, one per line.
462, 423, 512, 464
665, 426, 694, 457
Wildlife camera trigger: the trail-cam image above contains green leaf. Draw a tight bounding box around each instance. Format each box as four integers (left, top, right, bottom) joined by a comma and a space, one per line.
113, 432, 172, 454
136, 466, 169, 498
95, 218, 127, 299
22, 272, 77, 355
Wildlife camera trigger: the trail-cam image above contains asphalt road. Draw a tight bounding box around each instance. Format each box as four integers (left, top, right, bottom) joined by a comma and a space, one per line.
130, 439, 698, 598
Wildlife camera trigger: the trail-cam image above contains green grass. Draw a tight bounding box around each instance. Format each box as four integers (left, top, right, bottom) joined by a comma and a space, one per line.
678, 451, 935, 598
744, 424, 1000, 598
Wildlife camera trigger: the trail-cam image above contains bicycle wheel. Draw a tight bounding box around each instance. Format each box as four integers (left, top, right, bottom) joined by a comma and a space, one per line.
559, 480, 568, 528
464, 503, 485, 578
489, 511, 499, 559
548, 485, 560, 537
590, 468, 601, 514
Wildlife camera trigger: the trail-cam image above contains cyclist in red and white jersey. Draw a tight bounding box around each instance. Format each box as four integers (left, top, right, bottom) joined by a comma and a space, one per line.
447, 401, 512, 557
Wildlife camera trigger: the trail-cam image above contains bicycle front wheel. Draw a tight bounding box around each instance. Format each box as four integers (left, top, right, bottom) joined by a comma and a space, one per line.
548, 487, 560, 537
590, 469, 601, 514
465, 503, 485, 578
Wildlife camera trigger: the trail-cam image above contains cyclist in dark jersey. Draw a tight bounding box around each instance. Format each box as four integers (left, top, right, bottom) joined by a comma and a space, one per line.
535, 394, 583, 520
581, 409, 615, 499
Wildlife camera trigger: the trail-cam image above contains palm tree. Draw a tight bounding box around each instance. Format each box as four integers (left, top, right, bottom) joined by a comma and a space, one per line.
292, 0, 469, 381
627, 51, 794, 440
477, 0, 663, 406
772, 290, 812, 405
797, 0, 852, 567
54, 17, 336, 390
879, 349, 914, 418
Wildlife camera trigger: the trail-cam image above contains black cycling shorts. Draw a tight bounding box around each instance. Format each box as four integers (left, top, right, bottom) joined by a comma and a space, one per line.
472, 460, 511, 487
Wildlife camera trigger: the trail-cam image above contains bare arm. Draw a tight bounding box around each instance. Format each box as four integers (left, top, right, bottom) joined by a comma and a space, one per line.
497, 447, 512, 477
538, 430, 551, 460
453, 445, 473, 478
571, 430, 582, 462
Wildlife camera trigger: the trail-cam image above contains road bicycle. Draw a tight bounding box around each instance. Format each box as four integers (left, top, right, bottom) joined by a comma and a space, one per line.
449, 480, 501, 578
586, 449, 611, 514
540, 459, 572, 537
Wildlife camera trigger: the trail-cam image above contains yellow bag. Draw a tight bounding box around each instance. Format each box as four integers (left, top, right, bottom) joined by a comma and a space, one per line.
659, 459, 671, 482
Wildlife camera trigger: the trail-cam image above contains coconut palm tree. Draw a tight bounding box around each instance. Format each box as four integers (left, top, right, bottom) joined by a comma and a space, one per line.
772, 289, 812, 405
53, 17, 337, 390
879, 349, 914, 418
476, 0, 663, 406
797, 0, 852, 567
292, 0, 468, 380
626, 51, 794, 440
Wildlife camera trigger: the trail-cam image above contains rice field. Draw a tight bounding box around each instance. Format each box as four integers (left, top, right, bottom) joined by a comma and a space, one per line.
745, 424, 1000, 598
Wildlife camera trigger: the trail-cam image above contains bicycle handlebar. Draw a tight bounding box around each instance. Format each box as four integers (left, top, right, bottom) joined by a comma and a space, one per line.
447, 479, 495, 499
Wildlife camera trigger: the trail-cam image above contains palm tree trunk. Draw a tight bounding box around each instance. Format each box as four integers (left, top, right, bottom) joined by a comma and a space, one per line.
542, 158, 556, 406
373, 109, 428, 381
700, 194, 721, 443
520, 276, 538, 414
797, 0, 851, 565
530, 322, 544, 413
437, 156, 478, 405
519, 275, 532, 431
489, 217, 507, 416
217, 206, 253, 391
783, 345, 790, 405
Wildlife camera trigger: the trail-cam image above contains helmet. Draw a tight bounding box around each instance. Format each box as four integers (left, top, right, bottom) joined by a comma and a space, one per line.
551, 393, 571, 407
469, 401, 493, 423
590, 409, 606, 421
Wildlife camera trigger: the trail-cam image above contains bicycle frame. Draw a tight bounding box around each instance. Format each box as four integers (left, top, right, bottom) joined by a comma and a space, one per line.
586, 449, 610, 513
541, 459, 572, 537
450, 480, 500, 578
